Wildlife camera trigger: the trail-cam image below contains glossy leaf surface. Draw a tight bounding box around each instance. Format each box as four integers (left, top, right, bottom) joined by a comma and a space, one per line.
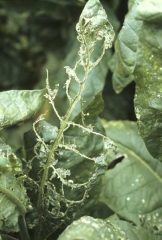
57, 92, 105, 169
101, 120, 162, 237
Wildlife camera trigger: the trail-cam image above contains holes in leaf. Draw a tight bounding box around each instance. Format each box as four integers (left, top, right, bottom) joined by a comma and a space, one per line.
153, 225, 159, 231
107, 155, 125, 170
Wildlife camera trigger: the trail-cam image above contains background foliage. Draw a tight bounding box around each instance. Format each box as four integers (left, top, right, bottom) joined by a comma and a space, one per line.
1, 0, 162, 240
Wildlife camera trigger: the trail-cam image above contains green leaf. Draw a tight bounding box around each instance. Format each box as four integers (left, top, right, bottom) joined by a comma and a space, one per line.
0, 89, 46, 128
57, 216, 127, 240
134, 20, 162, 160
109, 219, 156, 240
100, 120, 162, 237
57, 216, 156, 240
0, 138, 22, 174
112, 0, 142, 93
37, 120, 58, 143
73, 91, 104, 123
136, 0, 162, 22
0, 173, 28, 232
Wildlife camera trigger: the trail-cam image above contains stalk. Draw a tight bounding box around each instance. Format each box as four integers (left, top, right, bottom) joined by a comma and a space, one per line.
18, 215, 31, 240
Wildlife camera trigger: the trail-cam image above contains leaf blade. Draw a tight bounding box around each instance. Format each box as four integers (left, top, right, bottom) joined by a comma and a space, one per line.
57, 216, 156, 240
0, 89, 46, 128
112, 0, 142, 93
134, 20, 162, 160
0, 173, 28, 232
101, 120, 162, 236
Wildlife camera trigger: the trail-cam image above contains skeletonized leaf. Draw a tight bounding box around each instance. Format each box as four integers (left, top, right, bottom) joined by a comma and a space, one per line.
76, 0, 114, 54
55, 0, 115, 120
101, 120, 162, 237
56, 38, 112, 120
0, 173, 28, 232
112, 0, 142, 93
23, 93, 109, 228
57, 92, 105, 169
0, 89, 46, 128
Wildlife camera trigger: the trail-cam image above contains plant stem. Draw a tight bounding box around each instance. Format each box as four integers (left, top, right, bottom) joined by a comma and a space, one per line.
18, 215, 31, 240
37, 80, 88, 204
0, 186, 26, 215
1, 235, 20, 240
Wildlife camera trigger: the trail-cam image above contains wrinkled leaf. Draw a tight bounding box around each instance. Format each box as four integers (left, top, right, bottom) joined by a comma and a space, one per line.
112, 0, 142, 93
0, 89, 46, 128
0, 173, 28, 232
136, 0, 162, 22
100, 120, 162, 237
134, 20, 162, 160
